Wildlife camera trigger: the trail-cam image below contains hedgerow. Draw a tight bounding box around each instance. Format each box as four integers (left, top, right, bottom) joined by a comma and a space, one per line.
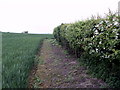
53, 12, 120, 88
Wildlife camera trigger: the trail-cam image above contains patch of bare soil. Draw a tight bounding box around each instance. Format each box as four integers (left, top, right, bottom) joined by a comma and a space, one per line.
29, 39, 107, 88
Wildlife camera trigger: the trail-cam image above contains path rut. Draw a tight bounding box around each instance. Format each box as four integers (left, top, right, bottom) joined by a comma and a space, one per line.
29, 39, 107, 88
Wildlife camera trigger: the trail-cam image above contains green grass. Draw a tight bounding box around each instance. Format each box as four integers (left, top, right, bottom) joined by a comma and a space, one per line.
2, 32, 53, 88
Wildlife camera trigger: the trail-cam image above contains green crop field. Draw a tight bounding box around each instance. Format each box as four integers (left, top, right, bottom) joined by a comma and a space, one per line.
2, 32, 53, 88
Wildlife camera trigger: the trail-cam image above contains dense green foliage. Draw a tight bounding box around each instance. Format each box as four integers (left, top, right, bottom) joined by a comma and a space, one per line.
53, 13, 120, 88
2, 32, 53, 88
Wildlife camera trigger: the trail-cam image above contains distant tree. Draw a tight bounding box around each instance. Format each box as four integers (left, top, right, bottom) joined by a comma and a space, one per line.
61, 23, 64, 25
22, 31, 28, 33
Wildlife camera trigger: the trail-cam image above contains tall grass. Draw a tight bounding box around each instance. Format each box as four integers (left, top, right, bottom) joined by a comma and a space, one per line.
2, 32, 53, 88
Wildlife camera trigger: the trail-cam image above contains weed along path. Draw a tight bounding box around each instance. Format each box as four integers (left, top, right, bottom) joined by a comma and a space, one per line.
29, 39, 107, 88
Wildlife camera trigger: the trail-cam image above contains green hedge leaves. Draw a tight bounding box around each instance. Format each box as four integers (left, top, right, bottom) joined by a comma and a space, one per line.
53, 13, 120, 88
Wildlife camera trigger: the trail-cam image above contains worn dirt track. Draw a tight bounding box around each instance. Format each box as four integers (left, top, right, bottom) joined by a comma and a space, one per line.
29, 39, 107, 88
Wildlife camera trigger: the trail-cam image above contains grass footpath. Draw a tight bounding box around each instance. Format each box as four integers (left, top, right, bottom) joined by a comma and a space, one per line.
2, 32, 53, 88
29, 39, 107, 88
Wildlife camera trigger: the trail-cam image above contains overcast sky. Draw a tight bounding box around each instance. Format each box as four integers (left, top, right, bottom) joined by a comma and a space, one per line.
0, 0, 119, 34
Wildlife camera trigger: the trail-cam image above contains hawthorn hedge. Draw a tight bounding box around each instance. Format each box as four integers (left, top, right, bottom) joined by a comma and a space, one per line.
53, 13, 120, 88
